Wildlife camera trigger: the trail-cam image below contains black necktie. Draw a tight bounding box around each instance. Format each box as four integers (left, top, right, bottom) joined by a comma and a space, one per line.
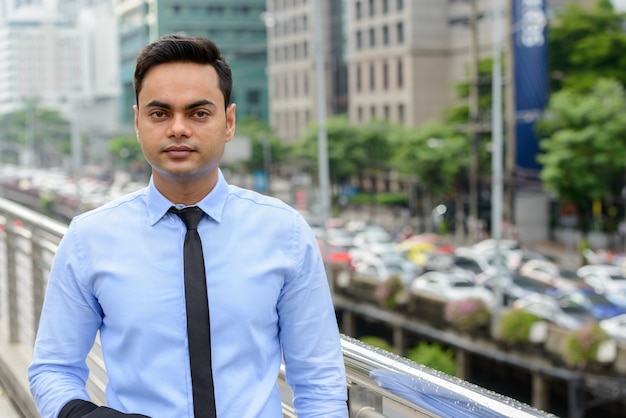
169, 206, 217, 418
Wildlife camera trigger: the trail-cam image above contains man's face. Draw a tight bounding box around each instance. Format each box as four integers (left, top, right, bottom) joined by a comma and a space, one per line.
134, 62, 235, 190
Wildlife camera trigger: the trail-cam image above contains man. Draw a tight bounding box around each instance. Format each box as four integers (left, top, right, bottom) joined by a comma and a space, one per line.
28, 34, 348, 418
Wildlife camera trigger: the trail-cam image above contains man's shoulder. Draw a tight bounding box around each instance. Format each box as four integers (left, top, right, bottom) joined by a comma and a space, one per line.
227, 184, 295, 213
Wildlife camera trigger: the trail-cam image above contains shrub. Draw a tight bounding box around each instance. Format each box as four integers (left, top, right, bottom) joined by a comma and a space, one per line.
444, 297, 490, 332
562, 322, 610, 369
406, 342, 457, 376
499, 308, 541, 344
359, 336, 394, 353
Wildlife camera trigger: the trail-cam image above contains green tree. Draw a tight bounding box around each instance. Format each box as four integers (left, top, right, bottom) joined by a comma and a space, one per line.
235, 116, 291, 174
389, 121, 469, 231
548, 0, 626, 92
109, 134, 149, 179
0, 104, 71, 166
536, 78, 626, 233
295, 116, 391, 188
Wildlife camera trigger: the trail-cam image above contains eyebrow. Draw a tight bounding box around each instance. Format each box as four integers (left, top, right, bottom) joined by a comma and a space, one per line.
145, 99, 216, 110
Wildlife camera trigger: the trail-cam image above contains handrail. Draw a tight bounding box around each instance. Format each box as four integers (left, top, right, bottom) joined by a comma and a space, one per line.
0, 196, 555, 418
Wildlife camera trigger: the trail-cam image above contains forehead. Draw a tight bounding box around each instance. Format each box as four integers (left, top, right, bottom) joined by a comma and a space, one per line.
138, 62, 223, 106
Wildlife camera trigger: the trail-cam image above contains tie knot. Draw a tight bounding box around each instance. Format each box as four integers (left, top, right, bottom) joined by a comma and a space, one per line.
169, 206, 204, 230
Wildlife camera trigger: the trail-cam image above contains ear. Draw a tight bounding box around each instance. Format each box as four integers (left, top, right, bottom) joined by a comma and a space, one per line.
133, 105, 140, 143
225, 103, 236, 143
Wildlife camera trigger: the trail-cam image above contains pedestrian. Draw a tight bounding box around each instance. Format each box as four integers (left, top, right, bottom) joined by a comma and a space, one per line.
28, 34, 348, 418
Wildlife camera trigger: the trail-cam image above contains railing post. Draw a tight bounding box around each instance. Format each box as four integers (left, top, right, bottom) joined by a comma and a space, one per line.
5, 224, 19, 344
349, 385, 385, 418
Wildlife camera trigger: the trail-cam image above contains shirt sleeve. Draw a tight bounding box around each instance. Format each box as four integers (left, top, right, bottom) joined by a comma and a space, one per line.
277, 214, 349, 417
28, 221, 103, 418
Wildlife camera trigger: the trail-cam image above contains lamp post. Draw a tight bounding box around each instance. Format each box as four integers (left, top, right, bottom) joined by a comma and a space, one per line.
313, 0, 331, 229
491, 0, 506, 337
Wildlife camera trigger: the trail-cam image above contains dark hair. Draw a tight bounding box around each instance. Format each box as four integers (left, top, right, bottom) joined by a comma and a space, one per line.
133, 34, 232, 108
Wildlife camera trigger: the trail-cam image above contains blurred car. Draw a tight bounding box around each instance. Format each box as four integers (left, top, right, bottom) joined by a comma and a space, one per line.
352, 254, 420, 284
599, 313, 626, 342
423, 253, 492, 282
512, 293, 596, 330
409, 270, 494, 306
476, 270, 549, 306
519, 259, 591, 292
553, 288, 626, 321
352, 229, 399, 255
577, 264, 626, 293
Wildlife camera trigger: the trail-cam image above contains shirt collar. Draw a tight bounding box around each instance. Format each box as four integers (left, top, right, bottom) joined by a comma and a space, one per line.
146, 169, 229, 225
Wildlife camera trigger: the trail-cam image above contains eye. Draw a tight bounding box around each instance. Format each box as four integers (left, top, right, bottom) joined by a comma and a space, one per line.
149, 110, 167, 119
193, 110, 210, 118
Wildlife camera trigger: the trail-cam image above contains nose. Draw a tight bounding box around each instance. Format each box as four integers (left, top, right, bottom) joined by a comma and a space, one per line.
168, 114, 191, 139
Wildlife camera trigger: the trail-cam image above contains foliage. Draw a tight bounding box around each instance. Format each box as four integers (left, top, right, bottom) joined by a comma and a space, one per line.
359, 336, 394, 353
406, 342, 457, 377
389, 120, 469, 200
109, 134, 149, 175
548, 0, 626, 92
295, 116, 392, 185
443, 297, 490, 332
235, 116, 291, 173
0, 104, 71, 165
536, 78, 626, 231
348, 192, 408, 207
498, 309, 541, 344
562, 322, 610, 369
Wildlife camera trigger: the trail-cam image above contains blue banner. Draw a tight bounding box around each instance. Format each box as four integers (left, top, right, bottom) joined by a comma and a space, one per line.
512, 0, 549, 172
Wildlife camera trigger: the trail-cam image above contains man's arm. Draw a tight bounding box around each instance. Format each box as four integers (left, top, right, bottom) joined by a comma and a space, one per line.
278, 216, 348, 417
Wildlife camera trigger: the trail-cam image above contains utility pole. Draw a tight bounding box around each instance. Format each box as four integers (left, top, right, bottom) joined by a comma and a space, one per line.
504, 0, 516, 233
468, 0, 480, 242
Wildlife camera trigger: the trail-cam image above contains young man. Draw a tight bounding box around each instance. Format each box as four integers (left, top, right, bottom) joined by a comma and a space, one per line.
28, 34, 348, 418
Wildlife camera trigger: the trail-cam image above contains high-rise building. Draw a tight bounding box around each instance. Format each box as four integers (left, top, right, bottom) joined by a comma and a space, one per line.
115, 0, 268, 128
265, 0, 348, 143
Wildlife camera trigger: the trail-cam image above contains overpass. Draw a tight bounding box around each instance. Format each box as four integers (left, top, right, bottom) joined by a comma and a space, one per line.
0, 196, 555, 418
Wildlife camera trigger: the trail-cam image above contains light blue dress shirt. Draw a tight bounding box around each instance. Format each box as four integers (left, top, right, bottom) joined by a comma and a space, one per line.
28, 170, 348, 418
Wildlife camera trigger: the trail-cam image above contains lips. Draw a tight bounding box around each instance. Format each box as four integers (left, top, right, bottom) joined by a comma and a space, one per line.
164, 144, 194, 158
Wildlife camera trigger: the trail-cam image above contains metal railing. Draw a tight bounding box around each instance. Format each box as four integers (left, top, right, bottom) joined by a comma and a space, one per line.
0, 197, 555, 418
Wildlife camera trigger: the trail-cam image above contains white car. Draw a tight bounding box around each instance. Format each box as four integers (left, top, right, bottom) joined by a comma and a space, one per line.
409, 270, 494, 306
600, 313, 626, 342
577, 264, 626, 293
512, 293, 596, 330
519, 259, 589, 292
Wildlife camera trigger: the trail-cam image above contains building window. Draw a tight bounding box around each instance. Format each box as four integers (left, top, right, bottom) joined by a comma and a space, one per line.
357, 106, 363, 122
383, 25, 389, 45
383, 61, 389, 90
398, 103, 405, 124
370, 105, 376, 119
383, 0, 389, 14
369, 63, 375, 91
397, 0, 404, 11
355, 1, 361, 20
356, 64, 362, 92
356, 30, 362, 50
247, 89, 260, 104
384, 104, 390, 120
369, 0, 374, 17
397, 58, 403, 88
369, 28, 375, 47
397, 22, 404, 44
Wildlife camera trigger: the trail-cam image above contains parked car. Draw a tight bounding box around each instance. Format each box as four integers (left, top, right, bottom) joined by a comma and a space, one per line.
512, 293, 596, 330
409, 270, 494, 306
552, 288, 626, 321
352, 254, 420, 284
599, 313, 626, 342
577, 264, 626, 294
476, 270, 549, 306
519, 259, 591, 292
